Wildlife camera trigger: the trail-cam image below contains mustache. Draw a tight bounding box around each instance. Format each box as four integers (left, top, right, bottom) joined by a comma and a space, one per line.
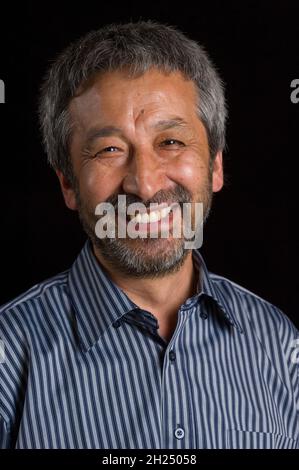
104, 186, 192, 212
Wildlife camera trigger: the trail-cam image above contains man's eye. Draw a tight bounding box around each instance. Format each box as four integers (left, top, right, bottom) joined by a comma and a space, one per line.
94, 146, 120, 157
160, 139, 185, 147
102, 146, 120, 153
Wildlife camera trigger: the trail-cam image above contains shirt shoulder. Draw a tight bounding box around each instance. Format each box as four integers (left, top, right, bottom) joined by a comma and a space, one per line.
0, 270, 69, 323
0, 271, 71, 430
210, 273, 298, 394
210, 272, 299, 341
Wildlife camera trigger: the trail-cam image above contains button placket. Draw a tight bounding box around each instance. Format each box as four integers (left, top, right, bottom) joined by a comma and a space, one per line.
160, 310, 192, 447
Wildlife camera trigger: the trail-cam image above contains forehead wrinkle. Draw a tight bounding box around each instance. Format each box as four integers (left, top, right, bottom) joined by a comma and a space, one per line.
132, 105, 191, 132
153, 117, 190, 131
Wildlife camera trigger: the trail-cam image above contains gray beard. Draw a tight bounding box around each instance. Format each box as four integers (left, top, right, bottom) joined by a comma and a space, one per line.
91, 234, 190, 279
74, 183, 212, 279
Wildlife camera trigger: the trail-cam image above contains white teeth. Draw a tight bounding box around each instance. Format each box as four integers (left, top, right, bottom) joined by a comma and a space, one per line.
140, 213, 150, 223
129, 206, 173, 223
149, 211, 160, 222
160, 207, 171, 218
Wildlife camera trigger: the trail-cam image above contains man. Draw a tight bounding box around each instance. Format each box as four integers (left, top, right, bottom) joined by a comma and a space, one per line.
0, 21, 298, 449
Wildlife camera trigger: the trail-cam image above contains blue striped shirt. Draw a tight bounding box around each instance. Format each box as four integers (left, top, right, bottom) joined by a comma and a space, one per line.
0, 240, 298, 449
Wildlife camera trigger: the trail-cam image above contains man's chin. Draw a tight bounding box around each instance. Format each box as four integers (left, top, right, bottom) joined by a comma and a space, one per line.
100, 235, 185, 255
93, 236, 188, 277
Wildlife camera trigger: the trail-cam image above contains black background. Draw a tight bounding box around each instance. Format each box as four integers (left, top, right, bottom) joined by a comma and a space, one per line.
0, 1, 298, 327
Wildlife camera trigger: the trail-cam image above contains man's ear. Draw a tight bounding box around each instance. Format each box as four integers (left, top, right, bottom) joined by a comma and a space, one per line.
55, 170, 78, 210
212, 151, 224, 193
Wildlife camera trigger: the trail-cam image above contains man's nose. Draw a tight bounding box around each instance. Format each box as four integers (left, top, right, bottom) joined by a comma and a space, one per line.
122, 149, 166, 201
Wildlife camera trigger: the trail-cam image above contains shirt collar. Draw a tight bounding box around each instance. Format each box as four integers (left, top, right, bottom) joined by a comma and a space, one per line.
68, 240, 137, 351
68, 240, 242, 351
192, 250, 243, 334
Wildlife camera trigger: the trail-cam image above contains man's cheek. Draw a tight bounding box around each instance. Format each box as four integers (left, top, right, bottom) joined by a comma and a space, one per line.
168, 157, 207, 186
81, 170, 112, 204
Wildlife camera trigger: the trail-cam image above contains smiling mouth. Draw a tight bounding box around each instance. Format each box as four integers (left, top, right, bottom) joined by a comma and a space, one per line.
124, 202, 180, 221
122, 203, 182, 238
127, 205, 175, 224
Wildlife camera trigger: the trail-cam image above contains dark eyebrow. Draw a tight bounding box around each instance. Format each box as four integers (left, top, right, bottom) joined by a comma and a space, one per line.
153, 117, 189, 131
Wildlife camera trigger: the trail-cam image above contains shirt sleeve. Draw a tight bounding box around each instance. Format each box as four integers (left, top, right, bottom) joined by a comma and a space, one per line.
0, 416, 11, 448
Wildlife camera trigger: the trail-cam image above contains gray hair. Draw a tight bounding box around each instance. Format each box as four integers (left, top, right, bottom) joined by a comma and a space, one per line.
38, 21, 227, 183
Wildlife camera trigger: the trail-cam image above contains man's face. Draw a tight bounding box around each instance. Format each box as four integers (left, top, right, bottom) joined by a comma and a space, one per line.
58, 68, 223, 277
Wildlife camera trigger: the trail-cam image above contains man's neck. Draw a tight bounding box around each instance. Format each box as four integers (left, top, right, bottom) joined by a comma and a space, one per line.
92, 245, 198, 341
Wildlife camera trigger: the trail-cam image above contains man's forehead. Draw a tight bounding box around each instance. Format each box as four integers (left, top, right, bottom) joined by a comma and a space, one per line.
72, 68, 197, 104
68, 68, 201, 141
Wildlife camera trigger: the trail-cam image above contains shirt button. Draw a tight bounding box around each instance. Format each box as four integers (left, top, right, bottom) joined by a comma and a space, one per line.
112, 320, 121, 328
174, 427, 185, 440
169, 350, 176, 362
